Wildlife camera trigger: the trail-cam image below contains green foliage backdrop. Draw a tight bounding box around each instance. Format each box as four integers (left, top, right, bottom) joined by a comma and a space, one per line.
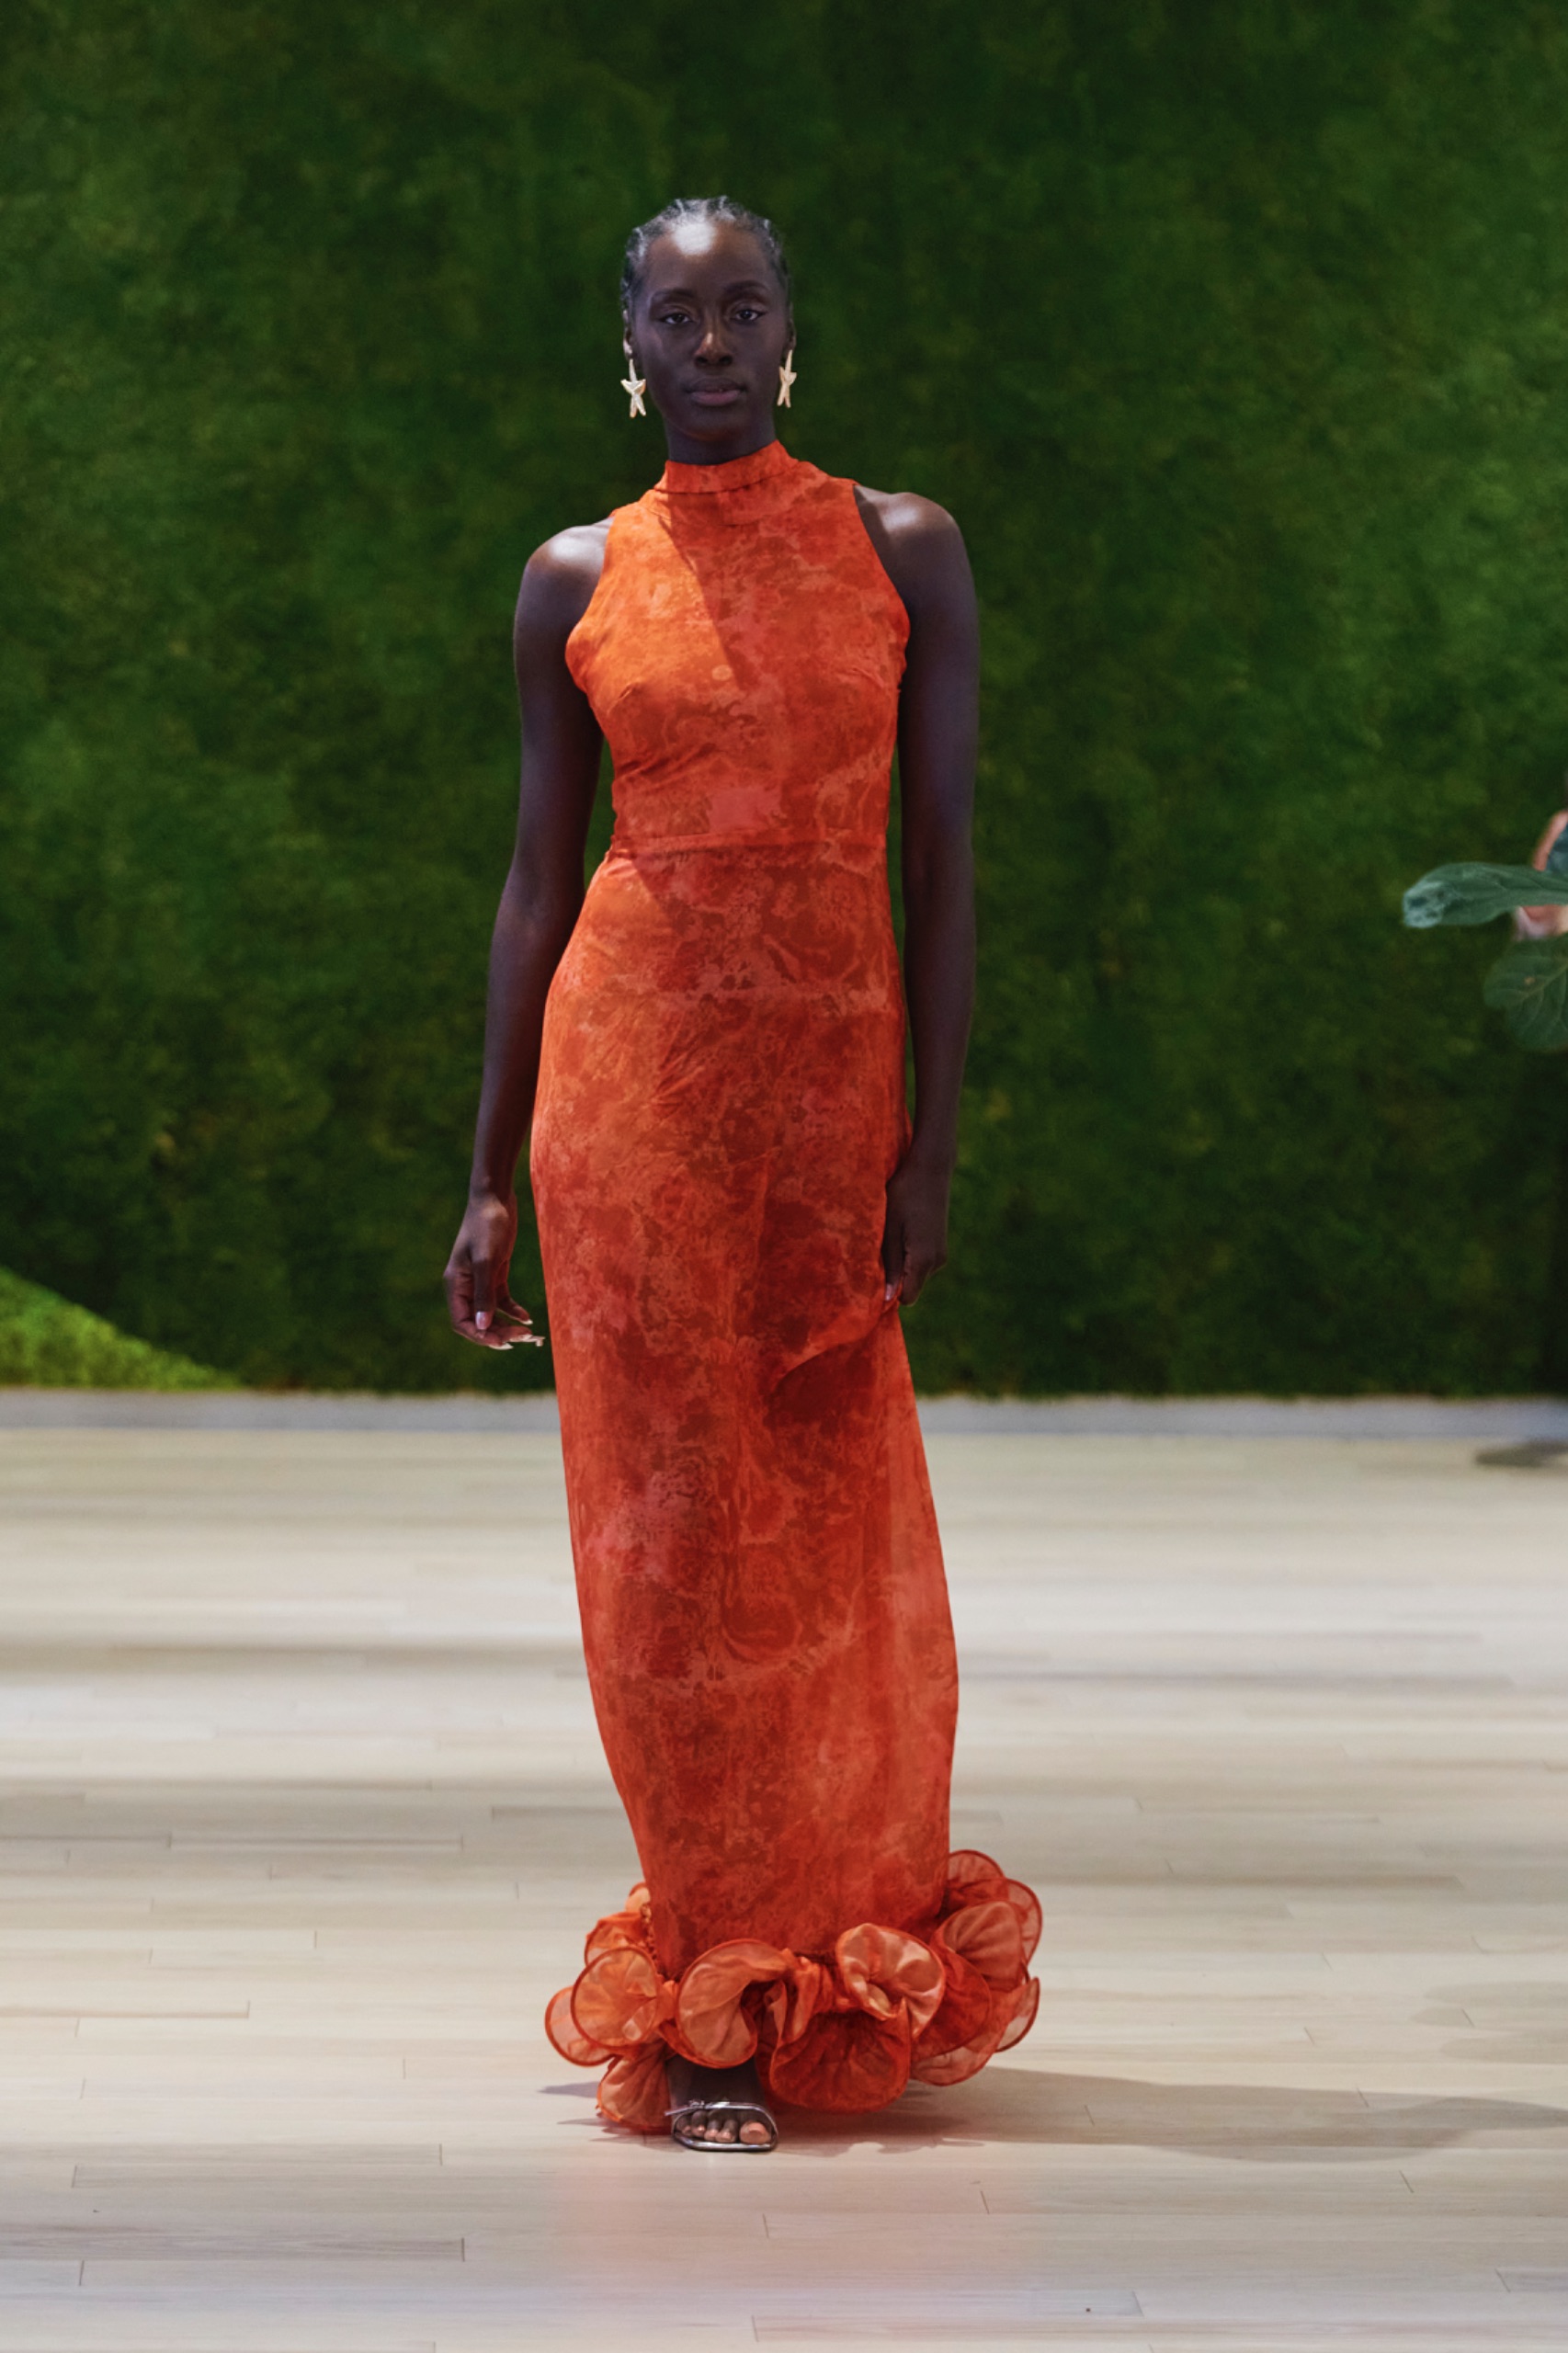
0, 1268, 231, 1389
7, 0, 1568, 1394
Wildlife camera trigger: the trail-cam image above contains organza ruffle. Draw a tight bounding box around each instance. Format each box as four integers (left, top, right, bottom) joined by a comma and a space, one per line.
544, 1850, 1041, 2132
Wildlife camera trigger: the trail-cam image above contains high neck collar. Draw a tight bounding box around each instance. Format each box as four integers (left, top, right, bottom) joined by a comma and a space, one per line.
657, 438, 796, 496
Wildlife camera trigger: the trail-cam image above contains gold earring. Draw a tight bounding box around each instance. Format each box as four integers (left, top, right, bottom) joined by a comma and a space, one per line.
777, 347, 798, 409
620, 349, 646, 418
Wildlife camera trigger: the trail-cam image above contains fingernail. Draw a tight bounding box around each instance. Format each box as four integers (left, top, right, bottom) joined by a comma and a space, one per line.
476, 1311, 490, 1331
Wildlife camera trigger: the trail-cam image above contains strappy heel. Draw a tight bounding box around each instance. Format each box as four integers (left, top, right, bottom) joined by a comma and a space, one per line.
666, 2057, 778, 2152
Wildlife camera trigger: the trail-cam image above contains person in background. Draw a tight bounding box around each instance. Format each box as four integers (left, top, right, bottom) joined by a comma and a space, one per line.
1517, 805, 1568, 939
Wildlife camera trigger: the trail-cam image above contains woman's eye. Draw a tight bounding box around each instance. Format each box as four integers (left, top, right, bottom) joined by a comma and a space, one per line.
733, 307, 761, 323
657, 310, 691, 327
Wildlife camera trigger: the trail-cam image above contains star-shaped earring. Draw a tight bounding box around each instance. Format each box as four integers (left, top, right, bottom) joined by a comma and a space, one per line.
620, 350, 646, 419
777, 347, 798, 409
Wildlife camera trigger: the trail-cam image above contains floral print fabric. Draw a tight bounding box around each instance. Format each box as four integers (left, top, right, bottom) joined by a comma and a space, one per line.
532, 439, 1039, 2122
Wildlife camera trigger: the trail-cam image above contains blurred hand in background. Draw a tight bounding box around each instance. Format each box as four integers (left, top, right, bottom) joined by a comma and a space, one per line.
1516, 807, 1568, 938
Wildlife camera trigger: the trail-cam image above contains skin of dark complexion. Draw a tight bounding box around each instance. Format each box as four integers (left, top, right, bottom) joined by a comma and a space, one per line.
443, 213, 979, 1375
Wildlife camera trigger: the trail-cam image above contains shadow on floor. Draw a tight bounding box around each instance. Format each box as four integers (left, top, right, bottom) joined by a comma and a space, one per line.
740, 2063, 1568, 2161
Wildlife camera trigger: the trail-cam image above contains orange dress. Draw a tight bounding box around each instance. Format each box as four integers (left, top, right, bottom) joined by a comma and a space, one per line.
533, 438, 1039, 2130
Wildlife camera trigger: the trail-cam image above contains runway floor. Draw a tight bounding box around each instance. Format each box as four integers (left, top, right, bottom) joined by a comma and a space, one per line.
1, 1426, 1565, 2348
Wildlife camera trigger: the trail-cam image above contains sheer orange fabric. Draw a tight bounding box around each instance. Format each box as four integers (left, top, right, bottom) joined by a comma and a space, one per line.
532, 439, 1039, 2125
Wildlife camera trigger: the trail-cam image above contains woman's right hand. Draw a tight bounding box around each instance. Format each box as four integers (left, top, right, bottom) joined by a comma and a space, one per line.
443, 1190, 542, 1349
1517, 809, 1568, 939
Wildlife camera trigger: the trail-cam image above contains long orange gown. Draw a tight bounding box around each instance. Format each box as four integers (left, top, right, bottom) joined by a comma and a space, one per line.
532, 438, 1039, 2130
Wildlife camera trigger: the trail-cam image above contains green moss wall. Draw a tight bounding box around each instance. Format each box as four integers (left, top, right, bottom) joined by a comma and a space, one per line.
6, 1, 1568, 1394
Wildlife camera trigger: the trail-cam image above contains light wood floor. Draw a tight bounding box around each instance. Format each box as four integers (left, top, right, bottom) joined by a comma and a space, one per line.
1, 1427, 1565, 2350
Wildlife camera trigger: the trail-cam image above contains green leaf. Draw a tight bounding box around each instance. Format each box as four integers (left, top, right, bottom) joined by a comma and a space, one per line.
1483, 938, 1568, 1051
1403, 862, 1568, 928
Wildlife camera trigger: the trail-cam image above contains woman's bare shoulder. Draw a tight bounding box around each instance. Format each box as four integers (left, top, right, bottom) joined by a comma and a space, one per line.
852, 484, 963, 546
515, 518, 611, 646
851, 485, 972, 619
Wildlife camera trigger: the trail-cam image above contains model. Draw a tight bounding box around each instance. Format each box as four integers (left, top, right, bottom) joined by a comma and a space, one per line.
445, 196, 1039, 2151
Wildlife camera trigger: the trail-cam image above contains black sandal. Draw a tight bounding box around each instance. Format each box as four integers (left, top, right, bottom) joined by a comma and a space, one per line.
666, 2056, 778, 2153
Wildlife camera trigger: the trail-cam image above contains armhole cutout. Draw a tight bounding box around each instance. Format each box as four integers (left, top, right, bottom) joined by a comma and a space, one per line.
850, 483, 913, 640
562, 515, 617, 687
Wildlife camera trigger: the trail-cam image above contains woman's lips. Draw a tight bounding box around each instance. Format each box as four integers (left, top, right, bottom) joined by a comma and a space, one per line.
689, 384, 744, 405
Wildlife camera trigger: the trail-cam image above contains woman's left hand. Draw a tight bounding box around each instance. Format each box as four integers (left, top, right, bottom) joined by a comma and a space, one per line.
881, 1153, 951, 1306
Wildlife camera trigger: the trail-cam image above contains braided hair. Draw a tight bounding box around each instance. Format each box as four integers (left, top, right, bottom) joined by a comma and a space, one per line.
620, 196, 791, 315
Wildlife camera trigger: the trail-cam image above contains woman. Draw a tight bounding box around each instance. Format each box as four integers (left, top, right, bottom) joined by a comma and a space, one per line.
445, 196, 1039, 2151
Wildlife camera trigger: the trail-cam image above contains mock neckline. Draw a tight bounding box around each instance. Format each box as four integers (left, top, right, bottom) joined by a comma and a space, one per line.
657, 438, 796, 496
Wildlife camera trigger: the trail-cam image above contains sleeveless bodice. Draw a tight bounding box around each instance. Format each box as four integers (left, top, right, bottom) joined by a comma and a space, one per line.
565, 438, 908, 852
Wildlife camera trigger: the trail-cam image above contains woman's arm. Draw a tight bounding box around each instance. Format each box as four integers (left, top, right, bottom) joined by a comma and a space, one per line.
443, 527, 607, 1347
856, 490, 981, 1304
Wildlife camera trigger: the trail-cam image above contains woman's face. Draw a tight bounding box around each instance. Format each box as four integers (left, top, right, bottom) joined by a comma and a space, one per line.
627, 220, 792, 450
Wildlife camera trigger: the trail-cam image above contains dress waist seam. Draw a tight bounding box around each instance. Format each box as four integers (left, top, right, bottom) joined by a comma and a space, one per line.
608, 832, 885, 858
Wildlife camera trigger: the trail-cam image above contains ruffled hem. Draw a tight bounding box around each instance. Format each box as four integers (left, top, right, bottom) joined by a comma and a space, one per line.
544, 1850, 1041, 2133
